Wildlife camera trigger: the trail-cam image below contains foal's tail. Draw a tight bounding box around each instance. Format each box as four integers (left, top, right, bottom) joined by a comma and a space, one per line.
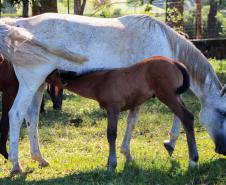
174, 62, 190, 94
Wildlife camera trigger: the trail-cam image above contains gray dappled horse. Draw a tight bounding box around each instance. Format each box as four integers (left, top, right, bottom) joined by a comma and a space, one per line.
0, 13, 226, 175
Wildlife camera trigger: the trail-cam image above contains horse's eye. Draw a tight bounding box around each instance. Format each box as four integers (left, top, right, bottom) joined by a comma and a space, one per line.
216, 109, 226, 117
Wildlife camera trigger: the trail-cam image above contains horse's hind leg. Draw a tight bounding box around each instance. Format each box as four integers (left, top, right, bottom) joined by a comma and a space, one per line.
120, 106, 140, 162
170, 101, 198, 166
8, 85, 38, 175
107, 109, 119, 171
0, 92, 10, 159
0, 91, 16, 159
25, 83, 49, 168
164, 115, 181, 156
0, 115, 9, 159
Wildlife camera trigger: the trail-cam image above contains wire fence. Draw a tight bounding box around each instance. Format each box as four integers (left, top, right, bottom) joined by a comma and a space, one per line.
0, 0, 225, 39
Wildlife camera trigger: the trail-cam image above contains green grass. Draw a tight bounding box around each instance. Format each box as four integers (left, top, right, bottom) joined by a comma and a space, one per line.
0, 59, 226, 184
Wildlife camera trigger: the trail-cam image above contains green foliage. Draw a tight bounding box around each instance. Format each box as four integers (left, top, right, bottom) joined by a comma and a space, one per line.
112, 8, 122, 17
184, 5, 226, 38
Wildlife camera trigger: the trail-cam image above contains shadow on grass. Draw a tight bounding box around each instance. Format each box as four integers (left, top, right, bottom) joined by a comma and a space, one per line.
1, 158, 226, 185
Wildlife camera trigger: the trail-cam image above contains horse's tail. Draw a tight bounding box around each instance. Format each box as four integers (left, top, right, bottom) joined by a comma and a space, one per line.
0, 23, 87, 64
174, 62, 190, 94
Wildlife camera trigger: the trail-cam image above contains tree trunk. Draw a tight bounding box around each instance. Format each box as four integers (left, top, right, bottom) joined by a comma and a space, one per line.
22, 0, 29, 17
207, 0, 218, 38
165, 0, 184, 31
40, 0, 58, 13
195, 0, 202, 39
32, 0, 41, 16
32, 0, 58, 16
74, 0, 86, 15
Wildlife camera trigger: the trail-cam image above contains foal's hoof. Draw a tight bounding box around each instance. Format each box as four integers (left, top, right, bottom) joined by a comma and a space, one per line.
10, 163, 22, 176
163, 140, 174, 156
189, 160, 198, 168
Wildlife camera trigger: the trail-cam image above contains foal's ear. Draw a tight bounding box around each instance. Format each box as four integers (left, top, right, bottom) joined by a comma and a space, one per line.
220, 84, 226, 96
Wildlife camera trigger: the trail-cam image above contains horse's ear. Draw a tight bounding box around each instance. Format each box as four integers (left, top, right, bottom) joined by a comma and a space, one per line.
220, 84, 226, 96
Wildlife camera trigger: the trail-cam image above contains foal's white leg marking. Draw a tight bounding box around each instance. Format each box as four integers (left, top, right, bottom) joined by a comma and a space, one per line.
8, 85, 38, 175
25, 83, 49, 168
120, 106, 140, 162
164, 115, 181, 156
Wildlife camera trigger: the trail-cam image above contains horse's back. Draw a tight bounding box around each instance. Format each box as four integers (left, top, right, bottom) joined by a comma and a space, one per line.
143, 57, 186, 94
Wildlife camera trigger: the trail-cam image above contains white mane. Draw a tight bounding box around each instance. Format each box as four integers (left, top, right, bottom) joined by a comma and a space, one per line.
123, 15, 222, 89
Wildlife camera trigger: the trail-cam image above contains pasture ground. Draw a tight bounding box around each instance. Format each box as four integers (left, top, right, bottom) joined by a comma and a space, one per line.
0, 59, 226, 185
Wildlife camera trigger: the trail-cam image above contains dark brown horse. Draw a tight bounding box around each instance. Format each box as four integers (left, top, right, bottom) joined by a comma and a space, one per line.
0, 58, 62, 159
0, 58, 17, 159
54, 56, 198, 171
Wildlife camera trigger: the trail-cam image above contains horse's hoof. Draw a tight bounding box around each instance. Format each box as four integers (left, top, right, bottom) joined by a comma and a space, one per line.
163, 140, 174, 156
189, 160, 198, 168
120, 147, 133, 162
10, 163, 22, 176
39, 160, 49, 168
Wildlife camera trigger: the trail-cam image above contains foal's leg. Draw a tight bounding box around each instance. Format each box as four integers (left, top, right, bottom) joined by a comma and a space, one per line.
25, 83, 49, 168
163, 115, 181, 156
107, 109, 119, 171
157, 95, 198, 166
120, 106, 140, 162
169, 101, 198, 166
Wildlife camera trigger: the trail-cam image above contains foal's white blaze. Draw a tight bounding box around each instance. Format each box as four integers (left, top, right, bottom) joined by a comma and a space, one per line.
0, 13, 225, 174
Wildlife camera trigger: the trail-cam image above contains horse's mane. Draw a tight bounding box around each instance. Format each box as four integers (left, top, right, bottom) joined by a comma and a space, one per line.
132, 15, 222, 89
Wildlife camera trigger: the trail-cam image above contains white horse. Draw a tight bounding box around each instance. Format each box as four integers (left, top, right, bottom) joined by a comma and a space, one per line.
0, 13, 226, 175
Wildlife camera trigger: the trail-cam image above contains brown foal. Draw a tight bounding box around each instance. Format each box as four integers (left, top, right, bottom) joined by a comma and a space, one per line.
54, 56, 198, 170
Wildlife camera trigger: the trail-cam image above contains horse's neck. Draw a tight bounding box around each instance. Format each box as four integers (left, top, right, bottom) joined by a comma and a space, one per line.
189, 77, 220, 103
65, 75, 100, 100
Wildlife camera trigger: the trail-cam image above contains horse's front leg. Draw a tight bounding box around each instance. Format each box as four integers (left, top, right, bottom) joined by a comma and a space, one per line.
107, 109, 119, 171
120, 106, 140, 162
163, 115, 181, 156
25, 83, 49, 168
8, 85, 38, 176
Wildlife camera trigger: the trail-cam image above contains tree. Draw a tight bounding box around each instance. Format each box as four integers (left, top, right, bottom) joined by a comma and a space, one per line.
10, 0, 29, 17
22, 0, 28, 17
165, 0, 184, 31
195, 0, 202, 39
207, 0, 218, 38
32, 0, 57, 16
74, 0, 86, 15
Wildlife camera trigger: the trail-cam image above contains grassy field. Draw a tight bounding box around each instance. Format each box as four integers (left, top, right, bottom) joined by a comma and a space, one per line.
0, 59, 226, 184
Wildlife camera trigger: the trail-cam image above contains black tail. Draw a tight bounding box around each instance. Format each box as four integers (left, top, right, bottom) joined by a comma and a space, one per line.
174, 62, 190, 94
